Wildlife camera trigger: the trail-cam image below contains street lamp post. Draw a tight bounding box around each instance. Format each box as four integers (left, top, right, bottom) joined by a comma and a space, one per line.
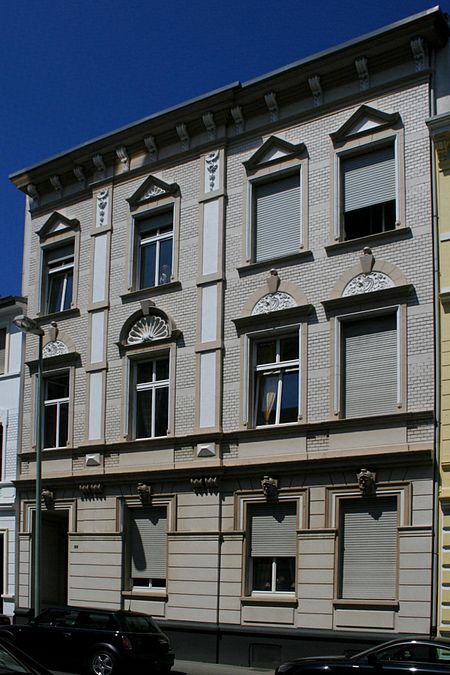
13, 315, 44, 617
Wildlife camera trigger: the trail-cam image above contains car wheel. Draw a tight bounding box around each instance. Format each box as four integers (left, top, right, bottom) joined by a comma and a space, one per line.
89, 650, 118, 675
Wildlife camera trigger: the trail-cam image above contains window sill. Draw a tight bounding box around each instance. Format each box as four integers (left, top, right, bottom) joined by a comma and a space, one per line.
333, 599, 399, 610
241, 595, 298, 606
36, 307, 80, 323
122, 590, 168, 600
325, 227, 411, 255
237, 250, 312, 275
120, 282, 181, 303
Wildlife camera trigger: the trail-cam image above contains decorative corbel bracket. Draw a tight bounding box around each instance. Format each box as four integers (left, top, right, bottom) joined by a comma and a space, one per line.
190, 476, 219, 494
357, 468, 376, 496
264, 92, 279, 122
41, 489, 54, 509
137, 482, 152, 505
308, 75, 323, 107
261, 475, 279, 501
79, 483, 103, 498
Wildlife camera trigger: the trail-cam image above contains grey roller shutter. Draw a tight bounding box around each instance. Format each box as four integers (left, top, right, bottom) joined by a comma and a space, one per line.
344, 314, 397, 418
46, 242, 74, 264
341, 496, 397, 600
343, 145, 395, 212
139, 209, 173, 236
254, 173, 300, 262
131, 507, 167, 579
250, 502, 296, 557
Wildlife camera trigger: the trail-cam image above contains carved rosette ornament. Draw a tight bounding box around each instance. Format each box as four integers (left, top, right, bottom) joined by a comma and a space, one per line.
357, 468, 376, 496
137, 483, 151, 505
205, 151, 220, 192
252, 292, 296, 315
96, 190, 109, 228
43, 340, 69, 358
261, 475, 278, 501
342, 272, 394, 297
127, 316, 170, 345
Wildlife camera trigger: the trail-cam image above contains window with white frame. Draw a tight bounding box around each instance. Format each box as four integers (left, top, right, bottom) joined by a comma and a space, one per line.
43, 372, 69, 448
44, 243, 74, 314
339, 496, 398, 600
136, 209, 173, 289
341, 142, 396, 241
133, 357, 169, 439
252, 171, 301, 262
248, 502, 296, 594
342, 312, 398, 418
129, 506, 167, 589
253, 334, 299, 426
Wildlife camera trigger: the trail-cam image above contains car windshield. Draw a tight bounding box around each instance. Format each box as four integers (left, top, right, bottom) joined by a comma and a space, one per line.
120, 615, 160, 633
0, 645, 35, 674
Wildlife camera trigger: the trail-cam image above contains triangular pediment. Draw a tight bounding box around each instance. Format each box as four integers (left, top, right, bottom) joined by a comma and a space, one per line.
331, 105, 401, 144
244, 136, 306, 172
127, 175, 179, 209
37, 212, 79, 240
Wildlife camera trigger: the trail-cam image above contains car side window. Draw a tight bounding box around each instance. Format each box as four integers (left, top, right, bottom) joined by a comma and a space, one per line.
435, 647, 450, 663
36, 609, 79, 628
76, 612, 117, 630
378, 644, 434, 663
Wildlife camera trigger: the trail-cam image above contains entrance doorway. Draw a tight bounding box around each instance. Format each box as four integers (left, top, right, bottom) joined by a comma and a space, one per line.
41, 511, 68, 608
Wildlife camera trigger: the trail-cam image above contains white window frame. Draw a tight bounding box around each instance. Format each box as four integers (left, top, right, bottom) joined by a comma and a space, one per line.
132, 355, 170, 440
45, 247, 74, 314
331, 125, 405, 243
43, 371, 70, 449
247, 167, 303, 263
128, 505, 168, 590
136, 209, 174, 290
243, 324, 302, 429
333, 306, 402, 418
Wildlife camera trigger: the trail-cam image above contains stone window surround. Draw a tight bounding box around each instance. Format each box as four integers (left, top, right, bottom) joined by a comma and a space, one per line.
125, 191, 181, 297
236, 489, 307, 601
242, 143, 309, 267
326, 483, 410, 607
329, 118, 405, 245
22, 498, 77, 534
121, 341, 177, 442
330, 303, 406, 420
36, 215, 81, 320
121, 494, 176, 600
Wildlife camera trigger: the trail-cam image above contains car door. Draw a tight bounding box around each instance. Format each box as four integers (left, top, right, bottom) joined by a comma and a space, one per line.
28, 608, 80, 670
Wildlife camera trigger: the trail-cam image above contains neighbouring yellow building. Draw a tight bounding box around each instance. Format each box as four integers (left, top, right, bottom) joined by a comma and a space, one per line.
429, 112, 450, 636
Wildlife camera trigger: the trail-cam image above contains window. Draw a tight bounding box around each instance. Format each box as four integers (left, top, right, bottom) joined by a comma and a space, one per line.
248, 502, 296, 594
0, 328, 5, 375
43, 372, 69, 448
44, 243, 74, 314
253, 172, 301, 262
130, 507, 167, 589
133, 357, 169, 439
136, 209, 173, 289
342, 313, 398, 418
253, 335, 299, 426
339, 496, 397, 600
341, 143, 396, 241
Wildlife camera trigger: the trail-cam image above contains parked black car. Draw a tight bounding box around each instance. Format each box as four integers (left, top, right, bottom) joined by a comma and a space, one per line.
275, 638, 450, 675
0, 634, 53, 675
0, 606, 174, 675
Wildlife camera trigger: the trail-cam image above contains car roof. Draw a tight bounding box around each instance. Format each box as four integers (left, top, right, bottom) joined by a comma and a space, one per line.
42, 606, 151, 618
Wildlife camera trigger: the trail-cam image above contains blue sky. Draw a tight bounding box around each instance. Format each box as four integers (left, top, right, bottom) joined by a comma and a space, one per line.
0, 0, 447, 298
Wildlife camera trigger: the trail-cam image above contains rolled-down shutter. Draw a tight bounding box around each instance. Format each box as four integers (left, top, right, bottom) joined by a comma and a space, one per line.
343, 314, 397, 418
131, 507, 167, 579
340, 496, 397, 600
254, 173, 300, 262
343, 145, 395, 212
250, 502, 296, 557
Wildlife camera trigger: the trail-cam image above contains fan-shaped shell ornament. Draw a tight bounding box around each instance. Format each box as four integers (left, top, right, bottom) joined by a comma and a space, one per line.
127, 316, 170, 344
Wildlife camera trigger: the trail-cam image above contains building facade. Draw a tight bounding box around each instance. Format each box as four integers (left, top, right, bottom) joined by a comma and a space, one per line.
0, 296, 26, 620
10, 8, 450, 667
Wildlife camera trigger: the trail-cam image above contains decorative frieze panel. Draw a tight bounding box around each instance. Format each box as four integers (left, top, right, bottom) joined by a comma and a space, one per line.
204, 151, 220, 192
43, 340, 69, 358
342, 272, 394, 297
252, 292, 296, 315
96, 190, 109, 228
127, 315, 170, 344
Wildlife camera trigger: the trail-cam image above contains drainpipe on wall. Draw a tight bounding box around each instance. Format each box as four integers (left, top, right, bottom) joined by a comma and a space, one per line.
429, 45, 440, 639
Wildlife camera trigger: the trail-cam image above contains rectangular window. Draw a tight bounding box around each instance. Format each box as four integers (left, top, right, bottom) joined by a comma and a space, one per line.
43, 372, 69, 448
253, 335, 299, 426
45, 243, 74, 314
253, 172, 300, 262
134, 357, 169, 439
342, 144, 396, 240
340, 496, 397, 600
130, 507, 167, 589
249, 502, 296, 594
342, 314, 397, 418
137, 210, 173, 289
0, 328, 6, 375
